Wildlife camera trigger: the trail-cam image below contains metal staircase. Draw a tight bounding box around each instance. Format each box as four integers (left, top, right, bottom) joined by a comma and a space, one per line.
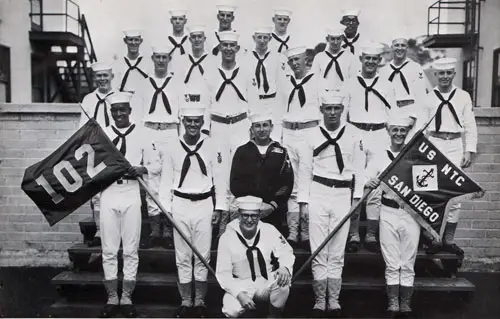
29, 0, 97, 103
423, 0, 484, 106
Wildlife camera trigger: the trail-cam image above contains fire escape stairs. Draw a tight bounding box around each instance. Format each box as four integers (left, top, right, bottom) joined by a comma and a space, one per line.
29, 0, 97, 102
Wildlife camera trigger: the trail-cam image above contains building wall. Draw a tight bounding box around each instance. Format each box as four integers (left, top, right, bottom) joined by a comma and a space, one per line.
1, 103, 500, 269
477, 0, 500, 108
458, 108, 500, 270
0, 104, 86, 266
0, 0, 32, 103
429, 0, 499, 108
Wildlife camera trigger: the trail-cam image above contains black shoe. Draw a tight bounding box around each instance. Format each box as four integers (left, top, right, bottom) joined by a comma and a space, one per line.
326, 308, 342, 318
141, 237, 154, 249
442, 243, 464, 256
425, 241, 442, 255
240, 309, 260, 318
161, 236, 174, 249
193, 305, 207, 318
87, 236, 101, 247
99, 304, 119, 318
142, 236, 162, 249
175, 305, 192, 318
346, 238, 361, 253
120, 304, 138, 318
287, 239, 298, 249
311, 308, 325, 318
364, 241, 381, 253
150, 237, 163, 248
300, 240, 310, 251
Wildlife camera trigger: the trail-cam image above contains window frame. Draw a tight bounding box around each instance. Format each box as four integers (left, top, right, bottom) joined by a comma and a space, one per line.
462, 58, 476, 107
491, 48, 500, 108
0, 45, 11, 103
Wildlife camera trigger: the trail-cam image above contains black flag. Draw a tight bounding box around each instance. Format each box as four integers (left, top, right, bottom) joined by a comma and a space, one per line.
378, 132, 484, 241
21, 119, 130, 226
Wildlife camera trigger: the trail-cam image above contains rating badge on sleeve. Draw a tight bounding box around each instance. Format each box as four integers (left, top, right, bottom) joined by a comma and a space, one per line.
412, 165, 438, 192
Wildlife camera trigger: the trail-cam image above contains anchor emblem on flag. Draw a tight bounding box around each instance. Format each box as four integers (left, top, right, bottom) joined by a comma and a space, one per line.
412, 165, 438, 191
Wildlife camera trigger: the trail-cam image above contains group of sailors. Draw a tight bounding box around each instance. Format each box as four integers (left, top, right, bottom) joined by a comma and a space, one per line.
77, 3, 478, 318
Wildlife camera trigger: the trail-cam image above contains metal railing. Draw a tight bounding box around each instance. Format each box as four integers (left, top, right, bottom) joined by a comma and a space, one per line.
427, 0, 479, 36
29, 0, 97, 62
30, 0, 81, 36
29, 0, 97, 101
80, 14, 97, 63
426, 0, 483, 107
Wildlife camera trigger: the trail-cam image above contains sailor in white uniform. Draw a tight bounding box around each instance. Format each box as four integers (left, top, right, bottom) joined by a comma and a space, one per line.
113, 29, 150, 93
243, 25, 287, 142
278, 46, 324, 248
209, 4, 238, 57
79, 62, 118, 247
174, 24, 213, 133
269, 8, 293, 55
167, 9, 189, 65
99, 91, 153, 318
297, 93, 365, 317
205, 31, 258, 223
364, 114, 419, 317
216, 196, 295, 318
158, 103, 226, 318
421, 57, 477, 255
340, 9, 362, 55
343, 42, 396, 252
310, 25, 357, 93
79, 62, 118, 129
379, 34, 427, 105
134, 43, 181, 247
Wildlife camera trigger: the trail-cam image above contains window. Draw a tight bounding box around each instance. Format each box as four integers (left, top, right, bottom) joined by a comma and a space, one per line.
463, 58, 476, 106
492, 48, 500, 107
0, 45, 11, 102
31, 55, 45, 102
30, 0, 42, 30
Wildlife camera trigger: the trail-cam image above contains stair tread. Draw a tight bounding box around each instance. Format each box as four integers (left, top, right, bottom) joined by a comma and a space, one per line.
68, 242, 461, 260
51, 299, 177, 310
52, 271, 475, 291
53, 271, 177, 286
48, 299, 181, 318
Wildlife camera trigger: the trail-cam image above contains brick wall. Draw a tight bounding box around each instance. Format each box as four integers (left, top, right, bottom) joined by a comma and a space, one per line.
458, 108, 500, 271
0, 104, 87, 266
1, 104, 500, 269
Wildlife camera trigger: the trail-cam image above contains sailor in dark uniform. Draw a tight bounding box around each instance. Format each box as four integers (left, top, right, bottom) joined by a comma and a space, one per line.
228, 111, 294, 235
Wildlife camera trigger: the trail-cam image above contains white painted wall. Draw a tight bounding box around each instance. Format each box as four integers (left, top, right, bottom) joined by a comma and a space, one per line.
0, 0, 32, 103
477, 0, 500, 107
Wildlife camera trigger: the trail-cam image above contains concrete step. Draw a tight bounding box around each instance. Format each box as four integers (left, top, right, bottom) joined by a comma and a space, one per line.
67, 242, 462, 271
79, 216, 373, 231
47, 300, 182, 318
52, 270, 475, 292
47, 299, 316, 318
50, 269, 475, 317
69, 242, 461, 260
